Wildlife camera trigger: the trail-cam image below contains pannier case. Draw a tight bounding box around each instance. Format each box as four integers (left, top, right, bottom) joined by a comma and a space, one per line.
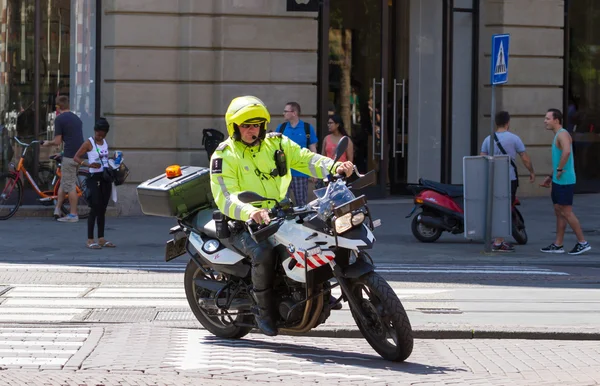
137, 166, 213, 218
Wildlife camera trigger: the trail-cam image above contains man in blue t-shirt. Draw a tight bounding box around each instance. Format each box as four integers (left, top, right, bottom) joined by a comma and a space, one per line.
480, 110, 535, 252
41, 95, 84, 222
276, 102, 318, 206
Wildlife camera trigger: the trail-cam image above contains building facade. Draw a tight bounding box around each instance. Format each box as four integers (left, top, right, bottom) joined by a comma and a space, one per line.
1, 0, 599, 214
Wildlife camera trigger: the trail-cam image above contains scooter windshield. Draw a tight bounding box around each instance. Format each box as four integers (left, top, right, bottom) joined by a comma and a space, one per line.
313, 180, 356, 222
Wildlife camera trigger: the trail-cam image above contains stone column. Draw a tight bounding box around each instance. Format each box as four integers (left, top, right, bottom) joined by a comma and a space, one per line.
101, 0, 318, 214
478, 0, 565, 196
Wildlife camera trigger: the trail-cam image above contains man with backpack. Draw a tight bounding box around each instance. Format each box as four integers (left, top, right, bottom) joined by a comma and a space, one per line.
480, 110, 536, 252
276, 102, 318, 207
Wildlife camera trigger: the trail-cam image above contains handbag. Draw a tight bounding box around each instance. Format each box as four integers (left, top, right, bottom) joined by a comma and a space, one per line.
112, 162, 130, 186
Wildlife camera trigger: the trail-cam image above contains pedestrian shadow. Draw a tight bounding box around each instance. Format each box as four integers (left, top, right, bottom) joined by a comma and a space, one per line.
203, 335, 468, 376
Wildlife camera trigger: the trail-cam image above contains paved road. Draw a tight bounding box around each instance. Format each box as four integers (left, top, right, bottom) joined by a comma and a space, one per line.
2, 194, 599, 267
0, 325, 599, 385
0, 263, 599, 337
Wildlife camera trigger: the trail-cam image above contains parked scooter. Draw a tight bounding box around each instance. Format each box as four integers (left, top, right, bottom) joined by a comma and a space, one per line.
406, 178, 527, 244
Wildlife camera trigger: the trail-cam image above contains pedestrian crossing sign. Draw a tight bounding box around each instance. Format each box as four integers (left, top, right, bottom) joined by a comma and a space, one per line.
491, 34, 510, 85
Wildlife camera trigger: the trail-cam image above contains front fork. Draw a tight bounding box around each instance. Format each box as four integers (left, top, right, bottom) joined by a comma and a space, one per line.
328, 256, 374, 325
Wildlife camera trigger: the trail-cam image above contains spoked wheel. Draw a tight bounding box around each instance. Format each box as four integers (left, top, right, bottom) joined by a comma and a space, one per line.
347, 272, 413, 362
184, 259, 254, 339
512, 208, 528, 245
0, 173, 23, 220
58, 172, 91, 219
411, 213, 442, 242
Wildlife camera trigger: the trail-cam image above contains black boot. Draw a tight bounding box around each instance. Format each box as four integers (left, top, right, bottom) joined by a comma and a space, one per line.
253, 289, 278, 336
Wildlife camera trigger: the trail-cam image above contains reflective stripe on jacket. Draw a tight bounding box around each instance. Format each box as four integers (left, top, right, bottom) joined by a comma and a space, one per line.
210, 134, 341, 221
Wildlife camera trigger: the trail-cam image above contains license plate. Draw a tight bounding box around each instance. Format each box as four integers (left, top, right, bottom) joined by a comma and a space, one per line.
165, 237, 187, 262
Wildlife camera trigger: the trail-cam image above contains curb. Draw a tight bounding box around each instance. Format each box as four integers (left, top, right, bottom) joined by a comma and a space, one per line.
280, 328, 600, 340
14, 205, 119, 218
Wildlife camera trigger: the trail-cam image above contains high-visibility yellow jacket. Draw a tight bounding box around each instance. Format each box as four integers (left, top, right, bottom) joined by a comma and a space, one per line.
210, 133, 341, 221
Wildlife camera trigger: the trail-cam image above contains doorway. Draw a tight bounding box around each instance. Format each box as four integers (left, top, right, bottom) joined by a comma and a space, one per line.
327, 0, 409, 198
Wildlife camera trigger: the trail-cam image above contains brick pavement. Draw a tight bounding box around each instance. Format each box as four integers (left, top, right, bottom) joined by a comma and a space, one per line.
0, 324, 599, 385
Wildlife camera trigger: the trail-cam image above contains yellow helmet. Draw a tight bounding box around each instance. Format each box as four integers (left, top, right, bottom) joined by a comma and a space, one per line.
225, 96, 271, 140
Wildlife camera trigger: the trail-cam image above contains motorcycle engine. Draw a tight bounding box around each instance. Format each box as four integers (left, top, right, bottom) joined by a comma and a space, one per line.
278, 288, 305, 323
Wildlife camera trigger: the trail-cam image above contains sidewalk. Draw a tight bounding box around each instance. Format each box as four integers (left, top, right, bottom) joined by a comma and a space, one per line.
2, 193, 599, 266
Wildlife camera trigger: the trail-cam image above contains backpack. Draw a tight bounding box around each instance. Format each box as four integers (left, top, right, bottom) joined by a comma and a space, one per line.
277, 122, 311, 148
202, 128, 225, 162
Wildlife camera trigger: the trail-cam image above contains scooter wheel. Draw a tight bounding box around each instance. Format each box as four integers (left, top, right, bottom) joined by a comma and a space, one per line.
411, 214, 443, 243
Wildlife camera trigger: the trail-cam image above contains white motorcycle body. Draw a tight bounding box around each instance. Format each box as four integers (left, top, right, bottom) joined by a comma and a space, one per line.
189, 213, 376, 283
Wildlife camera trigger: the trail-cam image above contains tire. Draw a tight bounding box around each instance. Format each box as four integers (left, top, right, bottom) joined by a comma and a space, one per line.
59, 171, 91, 219
512, 208, 528, 245
184, 259, 253, 339
0, 173, 23, 220
411, 212, 443, 243
347, 272, 414, 362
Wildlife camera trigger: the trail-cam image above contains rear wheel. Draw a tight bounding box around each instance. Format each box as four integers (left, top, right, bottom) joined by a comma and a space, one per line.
0, 173, 23, 220
411, 213, 443, 243
347, 272, 413, 362
184, 259, 254, 339
512, 208, 528, 245
58, 171, 91, 219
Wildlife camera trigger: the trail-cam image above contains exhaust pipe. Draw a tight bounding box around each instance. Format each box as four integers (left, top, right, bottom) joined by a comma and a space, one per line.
418, 214, 452, 231
198, 298, 253, 311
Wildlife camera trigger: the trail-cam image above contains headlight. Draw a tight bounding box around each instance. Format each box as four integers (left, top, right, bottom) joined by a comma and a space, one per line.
334, 211, 365, 234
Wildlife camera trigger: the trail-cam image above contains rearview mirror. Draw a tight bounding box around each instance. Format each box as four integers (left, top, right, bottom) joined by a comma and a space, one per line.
333, 136, 349, 163
329, 136, 350, 174
238, 191, 268, 204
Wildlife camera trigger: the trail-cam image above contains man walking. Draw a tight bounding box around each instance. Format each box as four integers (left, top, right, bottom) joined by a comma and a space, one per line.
480, 111, 535, 252
540, 108, 591, 255
276, 102, 318, 206
41, 95, 84, 222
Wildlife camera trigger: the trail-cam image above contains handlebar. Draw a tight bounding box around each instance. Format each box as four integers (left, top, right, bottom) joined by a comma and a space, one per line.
13, 136, 41, 147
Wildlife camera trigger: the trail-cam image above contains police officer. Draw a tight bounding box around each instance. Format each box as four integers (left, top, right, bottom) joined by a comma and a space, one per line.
209, 96, 354, 336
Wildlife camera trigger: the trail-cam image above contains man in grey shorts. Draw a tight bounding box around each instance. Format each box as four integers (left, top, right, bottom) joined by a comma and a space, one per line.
480, 111, 535, 252
41, 95, 84, 222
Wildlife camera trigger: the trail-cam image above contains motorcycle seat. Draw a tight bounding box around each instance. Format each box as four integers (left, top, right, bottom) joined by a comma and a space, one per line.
191, 209, 218, 239
420, 179, 464, 198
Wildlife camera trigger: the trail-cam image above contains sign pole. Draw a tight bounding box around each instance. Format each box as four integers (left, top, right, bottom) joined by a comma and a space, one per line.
484, 85, 496, 253
485, 33, 509, 253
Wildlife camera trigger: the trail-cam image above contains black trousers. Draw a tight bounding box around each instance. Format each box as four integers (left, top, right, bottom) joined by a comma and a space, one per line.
87, 173, 112, 239
229, 231, 276, 291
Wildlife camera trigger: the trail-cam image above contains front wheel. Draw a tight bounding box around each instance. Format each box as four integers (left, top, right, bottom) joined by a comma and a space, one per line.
411, 213, 442, 243
0, 173, 23, 220
347, 272, 413, 362
184, 259, 254, 339
512, 208, 528, 245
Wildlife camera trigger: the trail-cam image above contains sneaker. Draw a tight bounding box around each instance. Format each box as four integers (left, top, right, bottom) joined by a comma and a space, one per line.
492, 242, 515, 252
57, 214, 79, 223
568, 242, 591, 255
540, 243, 565, 254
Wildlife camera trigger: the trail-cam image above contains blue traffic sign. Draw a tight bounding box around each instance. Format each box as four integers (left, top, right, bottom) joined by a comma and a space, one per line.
491, 34, 510, 85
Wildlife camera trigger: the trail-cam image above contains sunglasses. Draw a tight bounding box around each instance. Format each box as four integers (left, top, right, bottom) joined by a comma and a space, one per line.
240, 123, 261, 129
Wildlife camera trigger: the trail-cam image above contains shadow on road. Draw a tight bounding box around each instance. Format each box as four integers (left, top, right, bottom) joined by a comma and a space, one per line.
204, 335, 468, 376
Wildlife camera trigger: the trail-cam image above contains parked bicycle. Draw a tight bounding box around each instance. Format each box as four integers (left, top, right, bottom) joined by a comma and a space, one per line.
0, 137, 90, 220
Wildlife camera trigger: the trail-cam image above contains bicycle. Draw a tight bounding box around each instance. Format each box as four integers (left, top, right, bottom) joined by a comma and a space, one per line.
0, 137, 90, 220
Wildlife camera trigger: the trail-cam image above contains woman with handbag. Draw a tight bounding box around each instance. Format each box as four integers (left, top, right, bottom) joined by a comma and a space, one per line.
73, 118, 116, 249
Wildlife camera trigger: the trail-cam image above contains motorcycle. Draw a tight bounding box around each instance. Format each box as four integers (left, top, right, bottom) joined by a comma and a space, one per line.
154, 137, 414, 362
406, 178, 527, 244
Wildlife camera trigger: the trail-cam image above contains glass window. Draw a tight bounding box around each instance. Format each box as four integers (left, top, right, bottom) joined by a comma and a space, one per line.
0, 0, 36, 173
568, 0, 600, 191
0, 0, 96, 197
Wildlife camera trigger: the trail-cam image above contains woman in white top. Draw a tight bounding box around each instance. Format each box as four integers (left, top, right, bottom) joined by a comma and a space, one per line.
74, 118, 115, 249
